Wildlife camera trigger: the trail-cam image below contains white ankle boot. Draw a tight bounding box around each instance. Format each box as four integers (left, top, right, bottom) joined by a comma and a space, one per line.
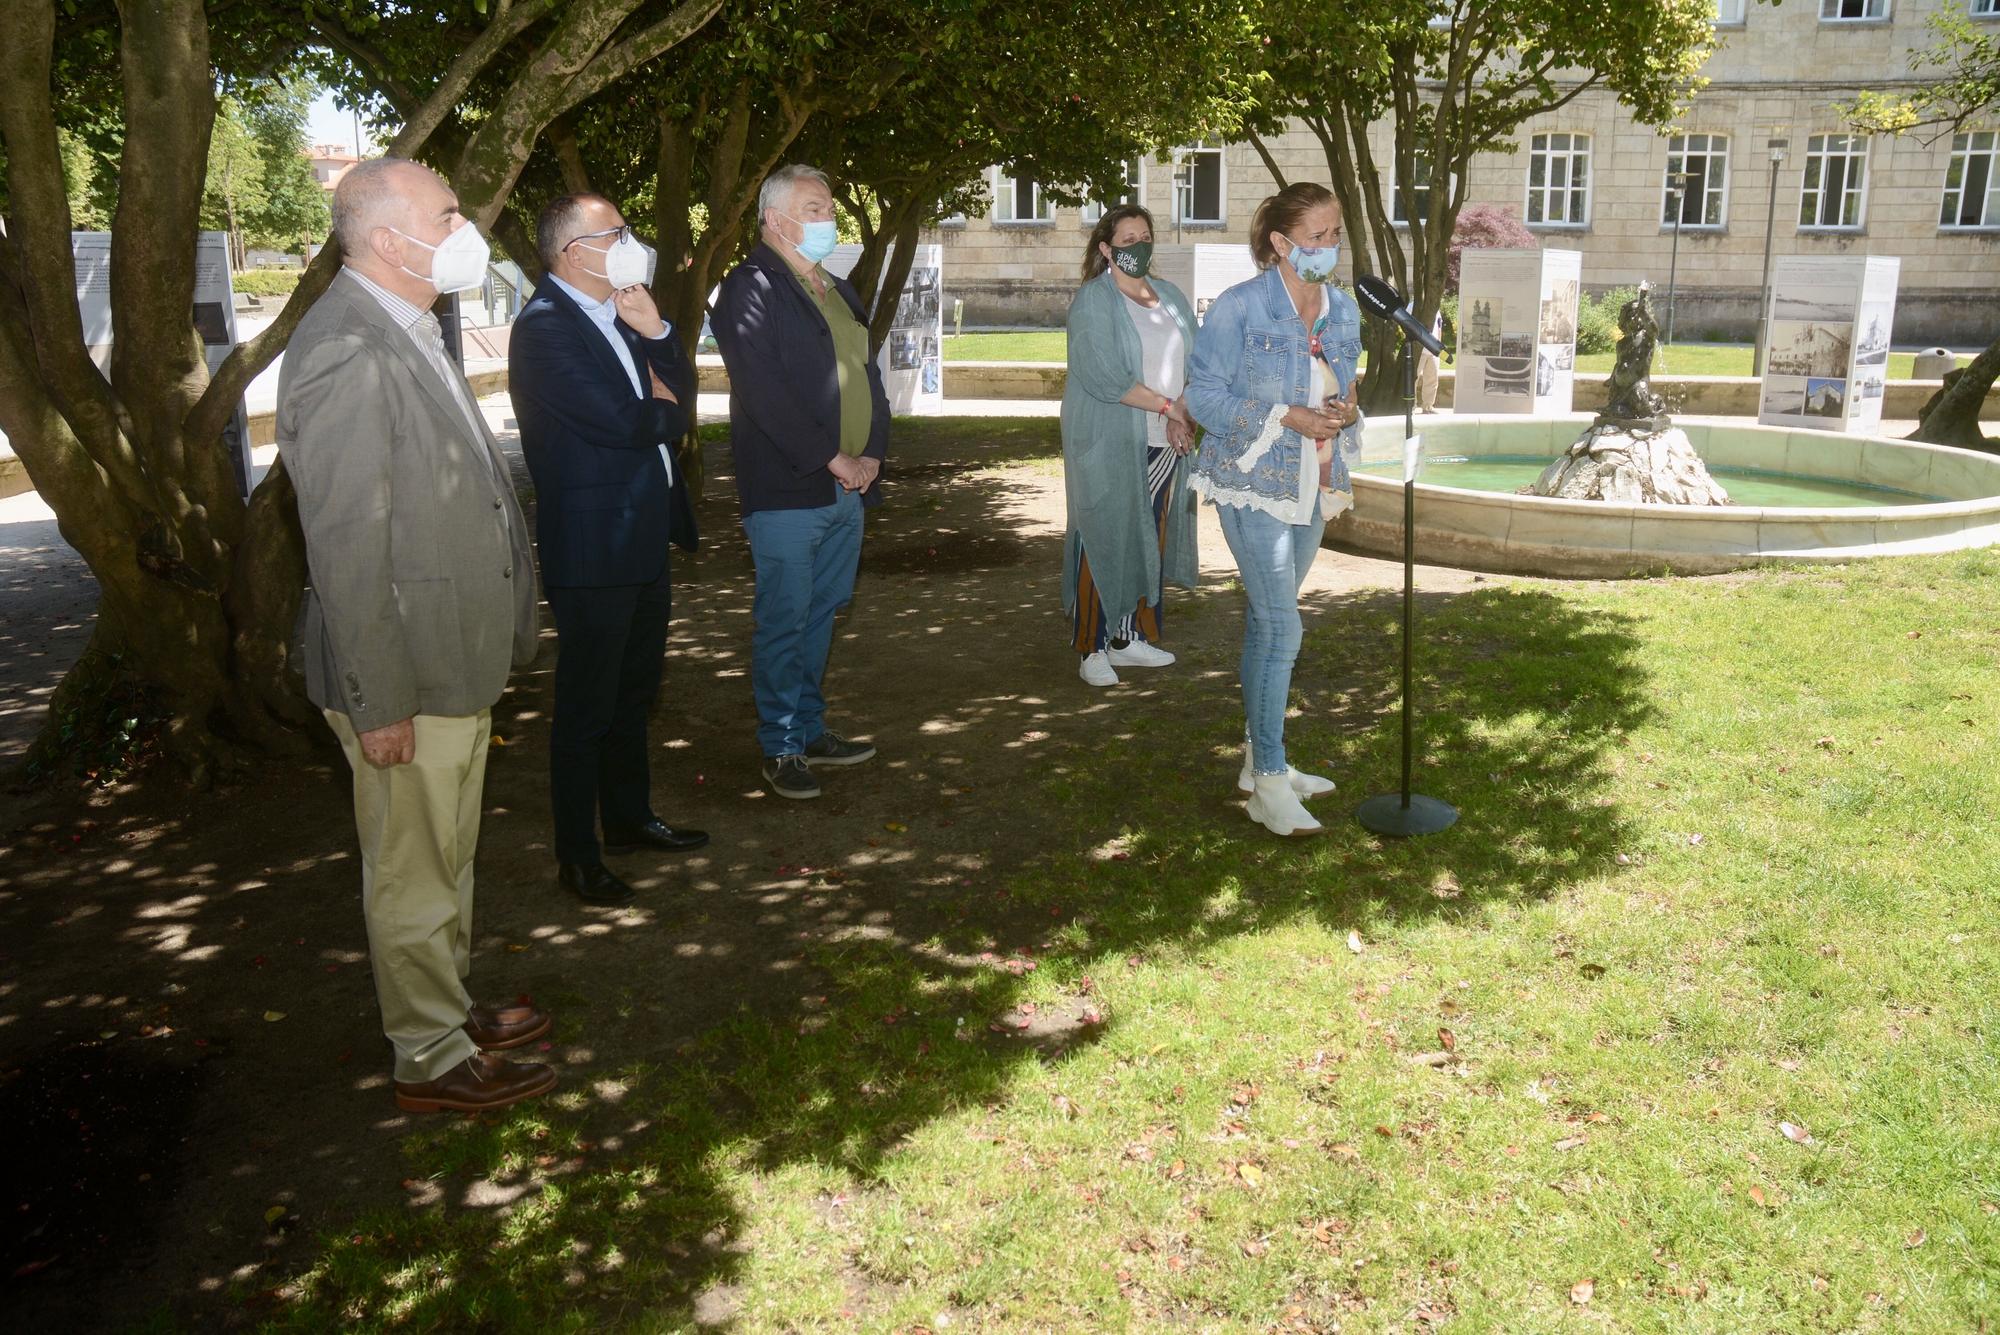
1237, 746, 1336, 799
1247, 771, 1325, 837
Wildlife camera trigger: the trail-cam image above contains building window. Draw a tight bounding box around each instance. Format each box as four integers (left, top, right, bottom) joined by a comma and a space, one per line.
1080, 158, 1145, 225
1973, 0, 1999, 16
1799, 134, 1869, 229
1175, 142, 1225, 225
1942, 131, 2000, 229
1714, 0, 1747, 22
1391, 156, 1437, 226
993, 168, 1054, 224
1526, 132, 1591, 226
1819, 0, 1888, 19
1664, 134, 1729, 227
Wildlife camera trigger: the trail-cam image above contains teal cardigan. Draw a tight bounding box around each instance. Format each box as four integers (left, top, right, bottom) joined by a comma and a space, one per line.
1060, 270, 1200, 626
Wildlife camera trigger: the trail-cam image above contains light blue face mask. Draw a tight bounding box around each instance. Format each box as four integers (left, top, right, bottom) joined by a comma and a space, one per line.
784, 213, 839, 264
1284, 235, 1341, 282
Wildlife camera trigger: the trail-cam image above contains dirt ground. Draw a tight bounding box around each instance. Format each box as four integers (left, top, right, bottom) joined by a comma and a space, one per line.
0, 419, 1486, 1329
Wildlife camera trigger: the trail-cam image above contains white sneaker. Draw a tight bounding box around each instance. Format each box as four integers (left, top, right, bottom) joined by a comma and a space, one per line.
1107, 640, 1175, 669
1080, 652, 1119, 687
1246, 772, 1325, 837
1236, 754, 1336, 799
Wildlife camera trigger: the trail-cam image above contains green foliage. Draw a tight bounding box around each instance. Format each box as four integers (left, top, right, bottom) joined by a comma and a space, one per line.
57, 128, 111, 229
201, 98, 270, 247
231, 269, 304, 296
1576, 284, 1640, 356
200, 79, 330, 257
1845, 4, 2000, 136
240, 77, 332, 249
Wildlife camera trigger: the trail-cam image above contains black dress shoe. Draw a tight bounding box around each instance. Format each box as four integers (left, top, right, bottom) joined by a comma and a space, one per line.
558, 862, 636, 906
602, 817, 710, 854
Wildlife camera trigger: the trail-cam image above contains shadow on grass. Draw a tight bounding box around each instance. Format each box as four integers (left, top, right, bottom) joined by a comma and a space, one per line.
0, 417, 1652, 1330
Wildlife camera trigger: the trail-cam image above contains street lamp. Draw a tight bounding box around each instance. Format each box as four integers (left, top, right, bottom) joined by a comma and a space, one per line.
1752, 138, 1789, 377
1664, 170, 1689, 347
1171, 152, 1191, 245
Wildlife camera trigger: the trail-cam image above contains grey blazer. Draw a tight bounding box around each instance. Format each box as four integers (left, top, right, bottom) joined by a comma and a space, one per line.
280, 269, 539, 727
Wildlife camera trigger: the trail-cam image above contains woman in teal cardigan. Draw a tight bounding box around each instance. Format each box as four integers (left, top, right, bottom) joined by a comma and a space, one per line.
1060, 204, 1200, 688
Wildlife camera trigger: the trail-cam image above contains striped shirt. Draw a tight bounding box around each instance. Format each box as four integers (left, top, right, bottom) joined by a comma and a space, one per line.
345, 267, 492, 452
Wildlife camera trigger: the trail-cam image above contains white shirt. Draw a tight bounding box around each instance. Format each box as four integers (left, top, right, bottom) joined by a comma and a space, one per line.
546, 273, 676, 486
1122, 291, 1186, 450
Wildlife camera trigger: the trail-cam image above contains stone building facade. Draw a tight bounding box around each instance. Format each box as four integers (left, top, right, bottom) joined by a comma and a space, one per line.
927, 0, 2000, 344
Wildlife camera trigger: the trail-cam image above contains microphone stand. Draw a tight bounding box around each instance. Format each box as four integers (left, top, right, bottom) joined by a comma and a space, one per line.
1355, 335, 1458, 838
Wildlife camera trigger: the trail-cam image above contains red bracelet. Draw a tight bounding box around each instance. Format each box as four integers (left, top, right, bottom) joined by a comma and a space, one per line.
1158, 402, 1170, 417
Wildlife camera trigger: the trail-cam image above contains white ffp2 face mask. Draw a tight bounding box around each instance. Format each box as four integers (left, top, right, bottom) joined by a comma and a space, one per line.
392, 222, 491, 295
591, 233, 653, 290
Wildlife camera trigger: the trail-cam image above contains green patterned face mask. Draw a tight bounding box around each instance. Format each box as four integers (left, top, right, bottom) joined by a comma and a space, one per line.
1109, 240, 1153, 278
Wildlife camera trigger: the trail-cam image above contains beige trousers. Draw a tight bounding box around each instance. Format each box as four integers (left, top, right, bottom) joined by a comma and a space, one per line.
1415, 349, 1440, 412
325, 709, 491, 1083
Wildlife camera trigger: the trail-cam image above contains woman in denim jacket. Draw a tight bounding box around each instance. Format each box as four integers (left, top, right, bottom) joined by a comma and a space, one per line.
1186, 182, 1362, 837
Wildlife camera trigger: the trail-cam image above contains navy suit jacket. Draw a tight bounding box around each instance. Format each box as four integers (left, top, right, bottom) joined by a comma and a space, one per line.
511, 280, 699, 589
711, 244, 890, 515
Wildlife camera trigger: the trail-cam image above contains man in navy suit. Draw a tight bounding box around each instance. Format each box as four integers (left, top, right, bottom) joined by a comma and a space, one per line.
511, 193, 707, 906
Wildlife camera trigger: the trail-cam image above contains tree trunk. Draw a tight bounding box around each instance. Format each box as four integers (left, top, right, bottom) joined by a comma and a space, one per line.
1909, 335, 1999, 451
3, 0, 724, 781
862, 199, 925, 359
649, 79, 824, 500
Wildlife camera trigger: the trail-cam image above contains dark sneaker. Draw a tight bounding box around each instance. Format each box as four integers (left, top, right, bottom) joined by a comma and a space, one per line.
803, 731, 876, 766
763, 754, 821, 799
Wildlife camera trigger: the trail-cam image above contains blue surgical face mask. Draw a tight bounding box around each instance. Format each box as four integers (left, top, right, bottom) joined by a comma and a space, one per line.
783, 212, 839, 264
1283, 234, 1341, 282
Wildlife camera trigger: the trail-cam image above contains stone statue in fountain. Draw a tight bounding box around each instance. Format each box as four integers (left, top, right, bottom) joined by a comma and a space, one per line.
1532, 281, 1731, 507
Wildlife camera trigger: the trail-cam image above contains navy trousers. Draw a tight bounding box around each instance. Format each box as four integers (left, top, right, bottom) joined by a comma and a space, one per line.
545, 559, 672, 865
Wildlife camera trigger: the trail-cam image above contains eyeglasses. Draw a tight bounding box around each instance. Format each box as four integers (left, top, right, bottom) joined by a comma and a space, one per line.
565, 225, 635, 249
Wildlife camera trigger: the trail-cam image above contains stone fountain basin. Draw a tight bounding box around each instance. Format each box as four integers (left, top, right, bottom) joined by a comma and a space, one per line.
1330, 414, 2000, 578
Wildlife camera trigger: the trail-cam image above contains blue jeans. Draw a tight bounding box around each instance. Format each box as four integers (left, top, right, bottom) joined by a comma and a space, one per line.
1215, 497, 1326, 776
742, 489, 864, 757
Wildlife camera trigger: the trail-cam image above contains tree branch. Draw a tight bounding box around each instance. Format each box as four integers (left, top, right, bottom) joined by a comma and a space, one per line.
554, 0, 725, 116
308, 18, 423, 118
1245, 128, 1289, 189
394, 0, 563, 156
549, 115, 594, 193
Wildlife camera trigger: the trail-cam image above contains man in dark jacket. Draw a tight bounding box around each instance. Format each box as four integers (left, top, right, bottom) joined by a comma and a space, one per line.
511, 193, 707, 906
711, 165, 890, 800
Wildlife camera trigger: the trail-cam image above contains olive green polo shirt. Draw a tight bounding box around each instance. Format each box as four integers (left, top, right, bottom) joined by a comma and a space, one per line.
794, 266, 872, 458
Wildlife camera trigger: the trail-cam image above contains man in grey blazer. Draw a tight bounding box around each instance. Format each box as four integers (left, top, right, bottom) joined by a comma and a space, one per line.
281, 157, 554, 1114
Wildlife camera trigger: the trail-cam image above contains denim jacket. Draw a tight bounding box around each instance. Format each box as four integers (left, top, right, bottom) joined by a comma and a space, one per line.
1186, 266, 1363, 515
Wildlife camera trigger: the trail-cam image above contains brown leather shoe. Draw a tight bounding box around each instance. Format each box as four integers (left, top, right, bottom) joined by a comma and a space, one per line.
464, 1000, 551, 1051
394, 1051, 557, 1114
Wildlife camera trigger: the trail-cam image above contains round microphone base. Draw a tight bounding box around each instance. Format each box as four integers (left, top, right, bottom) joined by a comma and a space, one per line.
1355, 792, 1459, 839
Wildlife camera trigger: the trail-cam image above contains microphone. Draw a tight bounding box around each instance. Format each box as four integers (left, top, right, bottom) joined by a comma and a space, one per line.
1355, 274, 1444, 356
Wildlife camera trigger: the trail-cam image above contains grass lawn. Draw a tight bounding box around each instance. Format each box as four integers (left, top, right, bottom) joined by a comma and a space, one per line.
945, 332, 1939, 381
943, 330, 1069, 362
252, 417, 1999, 1332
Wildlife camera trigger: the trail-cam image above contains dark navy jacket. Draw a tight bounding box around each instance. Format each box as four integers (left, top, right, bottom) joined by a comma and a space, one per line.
711, 244, 891, 515
510, 280, 699, 589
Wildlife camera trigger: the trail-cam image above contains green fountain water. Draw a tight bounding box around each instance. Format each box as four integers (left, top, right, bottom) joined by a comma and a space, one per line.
1355, 455, 1939, 509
